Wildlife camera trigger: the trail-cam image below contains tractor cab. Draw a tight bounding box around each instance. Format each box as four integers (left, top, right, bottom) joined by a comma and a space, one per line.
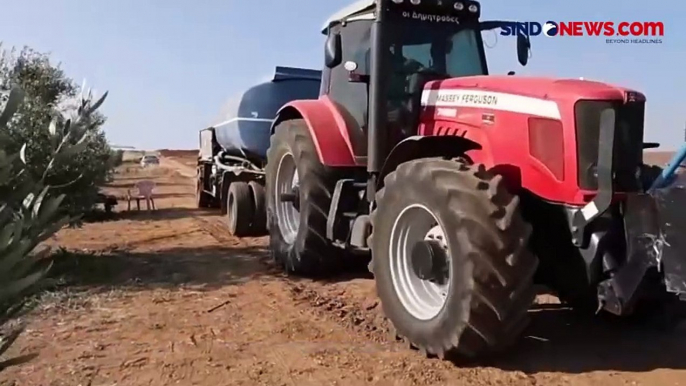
321, 0, 529, 166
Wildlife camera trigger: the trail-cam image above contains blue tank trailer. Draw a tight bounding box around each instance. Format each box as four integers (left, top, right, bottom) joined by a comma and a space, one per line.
195, 66, 322, 236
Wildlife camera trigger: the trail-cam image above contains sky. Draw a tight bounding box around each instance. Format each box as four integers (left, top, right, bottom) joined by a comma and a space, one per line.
0, 0, 684, 150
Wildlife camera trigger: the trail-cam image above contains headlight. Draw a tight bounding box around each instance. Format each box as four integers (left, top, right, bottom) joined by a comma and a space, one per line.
453, 2, 464, 10
468, 4, 478, 12
410, 0, 421, 4
392, 0, 403, 3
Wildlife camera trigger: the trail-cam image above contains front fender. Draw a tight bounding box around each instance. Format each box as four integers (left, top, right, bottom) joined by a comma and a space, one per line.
378, 135, 481, 190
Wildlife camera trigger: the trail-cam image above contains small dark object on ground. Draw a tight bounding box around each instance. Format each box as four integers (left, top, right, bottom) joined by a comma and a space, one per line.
96, 193, 118, 214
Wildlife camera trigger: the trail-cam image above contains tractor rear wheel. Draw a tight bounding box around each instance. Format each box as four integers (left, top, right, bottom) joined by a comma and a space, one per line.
266, 119, 342, 277
226, 181, 254, 237
369, 158, 538, 359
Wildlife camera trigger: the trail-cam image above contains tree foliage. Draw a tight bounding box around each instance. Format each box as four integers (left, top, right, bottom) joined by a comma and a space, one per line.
0, 85, 108, 372
0, 46, 115, 219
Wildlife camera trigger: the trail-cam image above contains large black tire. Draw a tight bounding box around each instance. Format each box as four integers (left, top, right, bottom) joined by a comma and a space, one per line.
226, 181, 254, 237
249, 181, 267, 236
369, 158, 538, 359
196, 170, 213, 209
265, 119, 342, 276
219, 176, 232, 215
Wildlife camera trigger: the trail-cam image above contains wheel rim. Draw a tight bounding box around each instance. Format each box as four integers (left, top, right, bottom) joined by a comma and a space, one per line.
275, 153, 300, 244
389, 204, 451, 321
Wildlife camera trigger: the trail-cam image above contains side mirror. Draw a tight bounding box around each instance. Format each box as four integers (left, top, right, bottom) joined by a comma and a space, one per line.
325, 33, 342, 68
516, 33, 530, 66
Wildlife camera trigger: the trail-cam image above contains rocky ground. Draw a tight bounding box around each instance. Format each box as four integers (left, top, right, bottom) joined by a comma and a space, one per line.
1, 152, 685, 386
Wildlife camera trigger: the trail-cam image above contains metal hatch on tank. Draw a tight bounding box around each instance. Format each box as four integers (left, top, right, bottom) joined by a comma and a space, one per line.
196, 66, 322, 238
212, 67, 323, 163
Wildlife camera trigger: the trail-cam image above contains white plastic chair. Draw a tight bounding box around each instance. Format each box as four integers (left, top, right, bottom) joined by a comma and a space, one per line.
127, 180, 156, 211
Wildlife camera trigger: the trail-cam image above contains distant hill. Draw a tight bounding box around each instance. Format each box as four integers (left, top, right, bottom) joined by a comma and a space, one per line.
644, 151, 674, 166
158, 149, 197, 158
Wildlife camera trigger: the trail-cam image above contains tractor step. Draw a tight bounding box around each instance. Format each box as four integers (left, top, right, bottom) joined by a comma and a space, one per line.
326, 179, 365, 242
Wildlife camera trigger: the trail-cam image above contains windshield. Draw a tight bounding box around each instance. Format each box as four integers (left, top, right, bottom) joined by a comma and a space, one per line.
389, 20, 486, 78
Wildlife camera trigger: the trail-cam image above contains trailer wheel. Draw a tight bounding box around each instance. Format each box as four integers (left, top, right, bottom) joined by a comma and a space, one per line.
369, 158, 538, 360
248, 181, 267, 236
226, 181, 254, 237
196, 169, 213, 208
266, 119, 342, 276
196, 183, 213, 209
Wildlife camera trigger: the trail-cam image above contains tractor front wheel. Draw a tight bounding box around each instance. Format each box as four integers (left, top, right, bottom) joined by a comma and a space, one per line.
369, 158, 538, 359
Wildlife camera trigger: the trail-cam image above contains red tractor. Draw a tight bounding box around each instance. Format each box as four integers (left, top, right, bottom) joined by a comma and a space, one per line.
265, 0, 686, 360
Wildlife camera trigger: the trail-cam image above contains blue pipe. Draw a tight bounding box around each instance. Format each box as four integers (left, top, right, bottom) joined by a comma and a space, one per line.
649, 142, 686, 192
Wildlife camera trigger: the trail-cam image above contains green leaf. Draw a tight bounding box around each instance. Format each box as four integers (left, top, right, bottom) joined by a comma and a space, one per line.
0, 204, 11, 226
62, 118, 71, 136
57, 133, 90, 159
9, 255, 43, 284
30, 186, 50, 220
87, 91, 108, 114
34, 215, 71, 244
0, 268, 47, 309
0, 165, 10, 184
18, 143, 26, 164
4, 216, 24, 253
21, 192, 35, 211
0, 221, 15, 253
35, 193, 64, 226
0, 239, 34, 279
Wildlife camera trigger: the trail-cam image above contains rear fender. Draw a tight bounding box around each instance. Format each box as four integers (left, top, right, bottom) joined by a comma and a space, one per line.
270, 98, 357, 167
377, 135, 481, 190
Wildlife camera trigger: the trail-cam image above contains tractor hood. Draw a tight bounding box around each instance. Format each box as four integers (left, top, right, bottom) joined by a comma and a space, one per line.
424, 75, 645, 104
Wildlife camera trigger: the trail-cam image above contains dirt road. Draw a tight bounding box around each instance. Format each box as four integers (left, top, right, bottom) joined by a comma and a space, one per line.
2, 157, 686, 386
